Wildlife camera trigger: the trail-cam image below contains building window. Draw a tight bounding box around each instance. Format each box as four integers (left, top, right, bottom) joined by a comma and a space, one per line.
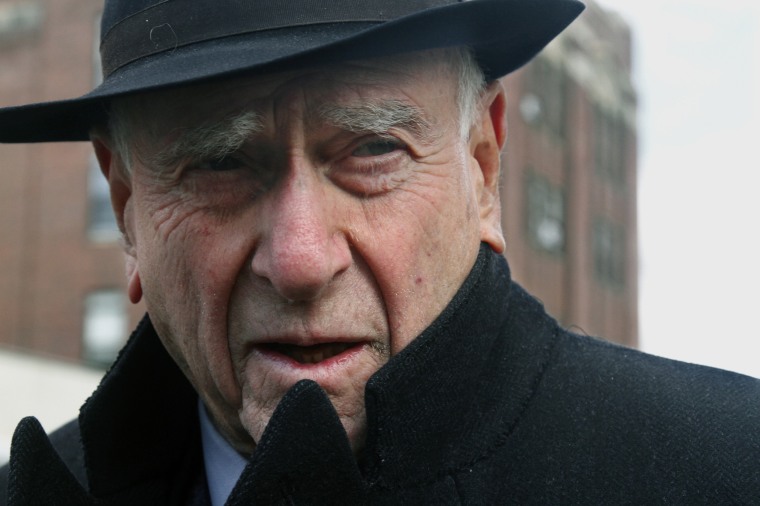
0, 2, 44, 46
82, 290, 127, 367
593, 106, 627, 188
526, 172, 565, 255
593, 218, 625, 288
522, 57, 567, 139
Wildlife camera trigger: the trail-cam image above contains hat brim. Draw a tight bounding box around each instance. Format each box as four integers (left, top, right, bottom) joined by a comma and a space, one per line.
0, 0, 583, 143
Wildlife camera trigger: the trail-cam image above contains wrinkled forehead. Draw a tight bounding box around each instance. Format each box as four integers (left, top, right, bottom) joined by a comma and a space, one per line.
117, 49, 459, 135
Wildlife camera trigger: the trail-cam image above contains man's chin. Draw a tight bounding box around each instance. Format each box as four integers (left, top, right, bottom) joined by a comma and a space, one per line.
232, 341, 386, 456
238, 395, 368, 457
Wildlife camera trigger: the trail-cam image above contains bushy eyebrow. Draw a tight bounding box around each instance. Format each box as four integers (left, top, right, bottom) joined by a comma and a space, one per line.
143, 100, 437, 172
318, 99, 439, 144
149, 111, 264, 172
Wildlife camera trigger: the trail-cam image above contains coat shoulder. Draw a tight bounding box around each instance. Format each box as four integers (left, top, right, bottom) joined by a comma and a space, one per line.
514, 331, 760, 501
554, 331, 760, 414
46, 418, 88, 489
456, 329, 760, 503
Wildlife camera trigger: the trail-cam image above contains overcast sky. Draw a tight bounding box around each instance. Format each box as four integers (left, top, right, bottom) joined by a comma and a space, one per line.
595, 0, 760, 378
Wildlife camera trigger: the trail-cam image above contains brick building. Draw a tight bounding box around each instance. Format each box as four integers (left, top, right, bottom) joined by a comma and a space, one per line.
0, 0, 637, 368
502, 2, 638, 347
0, 0, 144, 367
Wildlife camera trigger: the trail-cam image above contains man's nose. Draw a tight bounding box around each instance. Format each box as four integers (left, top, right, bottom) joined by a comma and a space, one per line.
251, 165, 352, 302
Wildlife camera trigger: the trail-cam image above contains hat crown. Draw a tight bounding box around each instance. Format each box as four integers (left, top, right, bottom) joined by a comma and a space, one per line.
101, 0, 157, 42
98, 0, 460, 78
0, 0, 585, 143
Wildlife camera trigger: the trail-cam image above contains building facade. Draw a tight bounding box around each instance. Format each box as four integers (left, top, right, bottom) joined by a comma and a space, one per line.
501, 1, 638, 347
0, 0, 638, 369
0, 0, 144, 367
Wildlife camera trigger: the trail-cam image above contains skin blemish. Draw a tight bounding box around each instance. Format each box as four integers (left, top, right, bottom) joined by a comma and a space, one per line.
415, 276, 423, 285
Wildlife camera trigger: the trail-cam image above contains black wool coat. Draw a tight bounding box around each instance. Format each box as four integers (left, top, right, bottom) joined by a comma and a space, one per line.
2, 246, 759, 505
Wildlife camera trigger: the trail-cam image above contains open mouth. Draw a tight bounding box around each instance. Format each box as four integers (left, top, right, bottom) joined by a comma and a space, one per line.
261, 342, 357, 364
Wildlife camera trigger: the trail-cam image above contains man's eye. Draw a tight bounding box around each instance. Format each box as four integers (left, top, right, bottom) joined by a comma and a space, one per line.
195, 155, 245, 172
351, 139, 404, 157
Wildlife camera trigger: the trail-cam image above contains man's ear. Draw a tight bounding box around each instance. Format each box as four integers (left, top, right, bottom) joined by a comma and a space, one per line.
469, 80, 507, 254
91, 136, 142, 304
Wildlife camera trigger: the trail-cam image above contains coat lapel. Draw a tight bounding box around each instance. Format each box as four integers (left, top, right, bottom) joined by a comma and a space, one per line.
8, 417, 93, 506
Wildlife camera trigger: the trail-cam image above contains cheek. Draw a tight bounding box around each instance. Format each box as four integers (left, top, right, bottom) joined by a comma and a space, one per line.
355, 169, 481, 352
136, 188, 252, 302
134, 193, 256, 407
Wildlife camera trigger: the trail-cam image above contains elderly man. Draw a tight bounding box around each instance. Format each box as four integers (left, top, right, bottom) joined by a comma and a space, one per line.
1, 0, 758, 504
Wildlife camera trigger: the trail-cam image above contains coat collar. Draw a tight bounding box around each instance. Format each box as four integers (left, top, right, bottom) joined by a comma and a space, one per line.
361, 245, 560, 488
230, 245, 562, 502
75, 245, 560, 501
78, 317, 200, 501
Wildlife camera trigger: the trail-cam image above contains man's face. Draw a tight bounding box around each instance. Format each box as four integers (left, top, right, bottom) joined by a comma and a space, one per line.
97, 52, 505, 453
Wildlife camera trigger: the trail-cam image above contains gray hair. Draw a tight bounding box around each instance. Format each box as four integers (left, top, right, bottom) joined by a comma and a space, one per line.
449, 46, 487, 139
105, 47, 485, 174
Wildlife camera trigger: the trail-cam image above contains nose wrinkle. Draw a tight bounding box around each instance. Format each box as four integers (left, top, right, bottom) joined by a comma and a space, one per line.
252, 169, 351, 301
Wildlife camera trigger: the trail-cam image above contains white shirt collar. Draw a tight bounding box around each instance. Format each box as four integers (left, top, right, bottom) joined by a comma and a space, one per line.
198, 399, 248, 506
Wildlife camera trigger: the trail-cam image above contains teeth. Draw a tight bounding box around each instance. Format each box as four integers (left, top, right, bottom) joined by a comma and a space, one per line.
270, 342, 353, 364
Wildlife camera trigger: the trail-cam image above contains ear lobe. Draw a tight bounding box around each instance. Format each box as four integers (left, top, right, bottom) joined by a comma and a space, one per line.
91, 136, 142, 303
126, 255, 143, 304
470, 81, 507, 254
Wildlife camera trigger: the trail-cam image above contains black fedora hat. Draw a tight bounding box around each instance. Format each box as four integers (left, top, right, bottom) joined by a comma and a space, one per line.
0, 0, 584, 143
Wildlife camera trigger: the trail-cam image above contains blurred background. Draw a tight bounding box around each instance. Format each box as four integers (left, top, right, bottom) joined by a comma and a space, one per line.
598, 0, 760, 377
1, 0, 759, 464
